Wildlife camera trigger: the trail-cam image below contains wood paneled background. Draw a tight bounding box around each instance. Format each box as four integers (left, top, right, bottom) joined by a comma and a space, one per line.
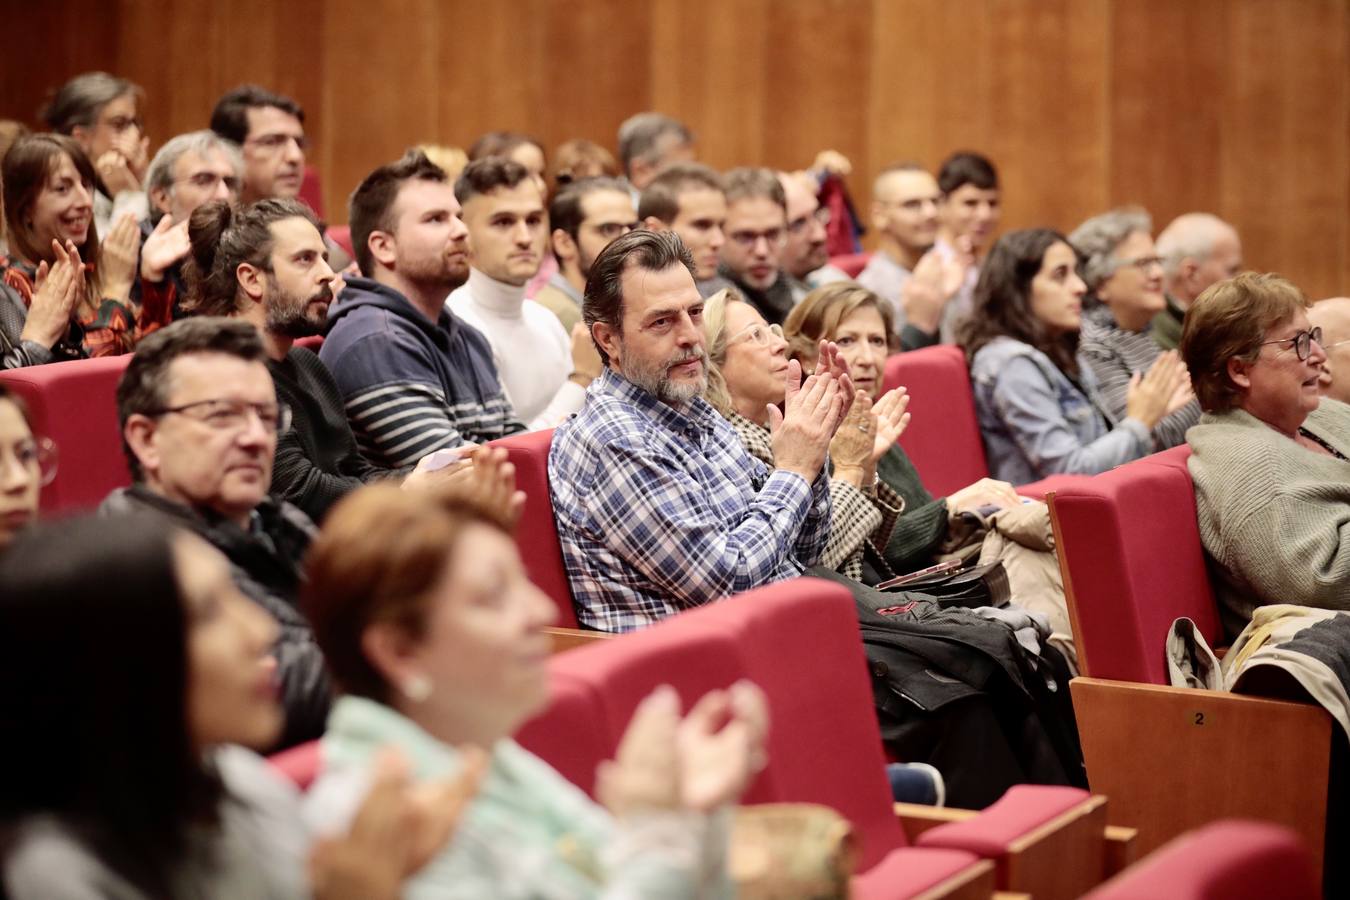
5, 0, 1347, 296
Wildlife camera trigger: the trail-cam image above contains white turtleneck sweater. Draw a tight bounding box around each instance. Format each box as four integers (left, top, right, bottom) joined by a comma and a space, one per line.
446, 268, 585, 430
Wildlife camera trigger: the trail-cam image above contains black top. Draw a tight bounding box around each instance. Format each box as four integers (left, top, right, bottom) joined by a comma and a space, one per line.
268, 346, 390, 523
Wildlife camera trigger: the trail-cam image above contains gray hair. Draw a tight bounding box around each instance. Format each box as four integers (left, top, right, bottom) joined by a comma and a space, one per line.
41, 72, 143, 133
1155, 212, 1233, 278
617, 113, 693, 174
145, 131, 243, 222
1069, 206, 1153, 290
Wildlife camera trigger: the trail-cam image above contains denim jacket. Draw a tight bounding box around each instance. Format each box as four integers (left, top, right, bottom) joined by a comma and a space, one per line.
969, 337, 1151, 485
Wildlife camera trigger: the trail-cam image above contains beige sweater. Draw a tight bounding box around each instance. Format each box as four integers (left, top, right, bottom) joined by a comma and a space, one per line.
1188, 401, 1350, 640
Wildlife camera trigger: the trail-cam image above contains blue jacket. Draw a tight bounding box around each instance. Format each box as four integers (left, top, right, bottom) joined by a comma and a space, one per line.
970, 337, 1150, 485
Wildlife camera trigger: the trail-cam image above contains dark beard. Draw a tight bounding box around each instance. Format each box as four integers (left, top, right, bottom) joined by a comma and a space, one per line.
267, 284, 332, 338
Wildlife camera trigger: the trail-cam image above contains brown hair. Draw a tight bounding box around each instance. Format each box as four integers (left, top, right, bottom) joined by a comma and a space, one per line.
550, 138, 618, 192
348, 149, 447, 277
637, 162, 724, 224
2, 134, 100, 268
782, 281, 897, 363
1181, 272, 1308, 412
301, 484, 513, 703
184, 198, 319, 315
583, 228, 694, 366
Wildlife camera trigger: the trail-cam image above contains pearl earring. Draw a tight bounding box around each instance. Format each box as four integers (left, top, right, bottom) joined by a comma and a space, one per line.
403, 674, 432, 702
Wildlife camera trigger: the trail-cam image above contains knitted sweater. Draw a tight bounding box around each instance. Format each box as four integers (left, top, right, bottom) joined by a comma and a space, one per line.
1188, 402, 1350, 641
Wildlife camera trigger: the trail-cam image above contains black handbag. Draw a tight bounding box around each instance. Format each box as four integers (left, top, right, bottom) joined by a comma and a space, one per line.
879, 560, 1010, 609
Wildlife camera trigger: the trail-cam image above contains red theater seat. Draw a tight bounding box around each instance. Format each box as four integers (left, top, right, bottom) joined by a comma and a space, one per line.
1049, 449, 1332, 879
830, 252, 872, 278
325, 225, 354, 260
294, 335, 324, 352
299, 165, 325, 220
1084, 820, 1318, 900
0, 355, 132, 513
515, 669, 611, 796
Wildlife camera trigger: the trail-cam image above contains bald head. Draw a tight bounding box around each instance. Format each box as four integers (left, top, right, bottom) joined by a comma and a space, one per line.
872, 166, 940, 258
1309, 298, 1350, 405
1155, 213, 1242, 307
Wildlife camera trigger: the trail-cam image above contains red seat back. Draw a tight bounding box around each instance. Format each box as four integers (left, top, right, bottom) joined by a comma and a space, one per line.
1051, 446, 1220, 684
0, 356, 132, 513
708, 578, 906, 870
489, 428, 577, 627
1084, 819, 1318, 900
325, 225, 354, 260
299, 165, 325, 220
829, 252, 872, 278
515, 668, 612, 796
881, 345, 989, 497
293, 335, 324, 352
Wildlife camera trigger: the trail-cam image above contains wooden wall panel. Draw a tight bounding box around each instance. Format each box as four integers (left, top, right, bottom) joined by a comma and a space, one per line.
0, 0, 1345, 295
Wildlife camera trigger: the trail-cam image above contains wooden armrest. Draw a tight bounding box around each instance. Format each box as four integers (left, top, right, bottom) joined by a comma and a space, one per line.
1103, 825, 1138, 880
1071, 675, 1330, 884
896, 802, 976, 841
545, 626, 615, 654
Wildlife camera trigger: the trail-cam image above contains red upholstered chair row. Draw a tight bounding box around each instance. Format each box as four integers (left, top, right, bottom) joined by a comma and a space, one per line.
880, 344, 1085, 499
299, 165, 325, 220
1048, 448, 1333, 881
293, 335, 325, 352
1083, 820, 1318, 900
829, 251, 873, 278
0, 355, 132, 514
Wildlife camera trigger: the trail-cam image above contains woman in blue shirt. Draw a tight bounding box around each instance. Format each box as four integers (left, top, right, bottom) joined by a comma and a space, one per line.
959, 228, 1189, 484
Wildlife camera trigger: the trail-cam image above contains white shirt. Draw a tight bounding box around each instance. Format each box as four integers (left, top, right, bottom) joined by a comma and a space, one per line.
447, 268, 585, 430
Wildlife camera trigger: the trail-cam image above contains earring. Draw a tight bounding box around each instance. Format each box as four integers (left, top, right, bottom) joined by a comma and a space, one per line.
403, 674, 432, 702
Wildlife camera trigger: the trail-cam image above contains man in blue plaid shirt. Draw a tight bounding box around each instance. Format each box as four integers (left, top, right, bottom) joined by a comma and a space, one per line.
549, 229, 853, 631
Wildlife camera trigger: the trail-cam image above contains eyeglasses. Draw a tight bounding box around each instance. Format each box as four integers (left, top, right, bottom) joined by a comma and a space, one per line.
1116, 255, 1164, 272
150, 399, 292, 434
176, 172, 242, 194
244, 133, 309, 154
1260, 326, 1323, 361
590, 221, 639, 240
101, 114, 143, 134
788, 207, 831, 235
728, 228, 787, 250
3, 437, 58, 487
728, 322, 784, 347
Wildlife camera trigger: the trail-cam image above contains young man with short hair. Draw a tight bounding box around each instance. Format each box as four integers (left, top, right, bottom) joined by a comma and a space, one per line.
534, 176, 637, 333
638, 162, 729, 298
933, 151, 1001, 341
717, 167, 796, 325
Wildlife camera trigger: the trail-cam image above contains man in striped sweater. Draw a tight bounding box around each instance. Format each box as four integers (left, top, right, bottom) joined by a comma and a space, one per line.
321, 150, 525, 468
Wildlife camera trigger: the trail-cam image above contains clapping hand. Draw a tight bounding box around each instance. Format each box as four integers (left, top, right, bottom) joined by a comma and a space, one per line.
139, 215, 191, 283
98, 213, 142, 302
870, 387, 911, 463
19, 239, 85, 349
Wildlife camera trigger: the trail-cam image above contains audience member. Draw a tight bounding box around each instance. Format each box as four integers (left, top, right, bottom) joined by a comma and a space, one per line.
550, 229, 849, 631
549, 137, 619, 193
1071, 207, 1200, 450
2, 134, 169, 363
185, 198, 453, 522
618, 112, 696, 190
210, 85, 307, 204
859, 163, 973, 351
638, 161, 728, 296
934, 151, 1001, 341
0, 515, 477, 900
1183, 273, 1348, 640
303, 481, 766, 895
961, 229, 1189, 484
0, 386, 51, 549
321, 151, 524, 467
778, 171, 847, 299
1311, 297, 1350, 404
535, 175, 637, 332
103, 317, 330, 748
468, 130, 547, 192
140, 130, 244, 316
718, 167, 796, 325
1153, 212, 1244, 351
42, 72, 150, 238
448, 158, 601, 428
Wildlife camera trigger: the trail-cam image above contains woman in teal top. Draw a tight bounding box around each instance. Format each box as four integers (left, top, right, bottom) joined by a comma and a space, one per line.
301, 471, 767, 900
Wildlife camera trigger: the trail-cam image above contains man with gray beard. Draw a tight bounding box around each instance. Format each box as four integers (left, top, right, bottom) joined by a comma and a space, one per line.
549, 229, 853, 631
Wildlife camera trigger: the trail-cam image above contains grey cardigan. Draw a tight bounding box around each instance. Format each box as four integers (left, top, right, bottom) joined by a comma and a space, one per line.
969, 337, 1151, 485
1188, 401, 1350, 641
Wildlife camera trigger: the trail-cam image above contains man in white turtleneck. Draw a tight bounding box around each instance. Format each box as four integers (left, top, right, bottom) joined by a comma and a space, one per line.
447, 158, 602, 429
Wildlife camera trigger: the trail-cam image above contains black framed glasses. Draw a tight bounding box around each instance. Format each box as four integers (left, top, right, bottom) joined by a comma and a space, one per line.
1260, 326, 1323, 361
150, 399, 292, 434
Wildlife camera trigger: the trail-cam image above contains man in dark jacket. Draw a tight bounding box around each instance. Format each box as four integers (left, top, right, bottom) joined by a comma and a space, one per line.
320, 149, 525, 469
101, 317, 328, 749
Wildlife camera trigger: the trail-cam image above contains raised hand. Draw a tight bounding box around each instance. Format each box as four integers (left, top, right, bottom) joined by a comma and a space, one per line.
308, 747, 486, 900
410, 445, 526, 527
678, 680, 769, 812
98, 213, 142, 302
596, 685, 683, 817
19, 239, 84, 348
870, 386, 911, 464
139, 215, 191, 283
767, 358, 846, 482
1126, 351, 1190, 429
829, 390, 875, 488
810, 149, 853, 178
95, 149, 140, 196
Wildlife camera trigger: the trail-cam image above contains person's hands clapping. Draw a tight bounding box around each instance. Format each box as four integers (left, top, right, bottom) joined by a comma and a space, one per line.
768, 357, 846, 483
408, 445, 526, 527
19, 239, 85, 349
1126, 351, 1191, 429
829, 390, 875, 488
870, 387, 911, 464
596, 686, 683, 817
98, 213, 142, 302
139, 215, 192, 283
678, 680, 769, 812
